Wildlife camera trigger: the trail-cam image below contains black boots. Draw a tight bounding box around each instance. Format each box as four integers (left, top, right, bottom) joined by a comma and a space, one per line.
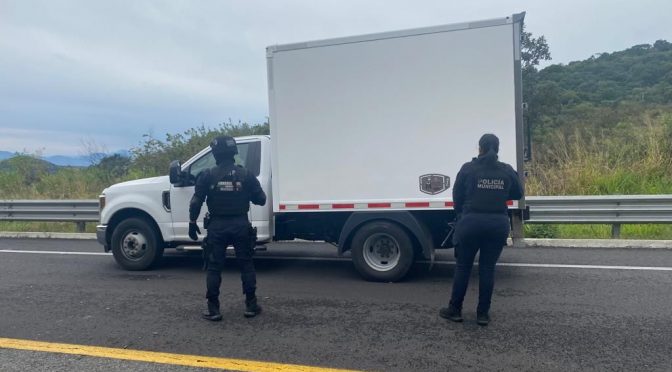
202, 301, 223, 321
440, 302, 490, 325
203, 296, 262, 320
439, 302, 463, 322
476, 312, 490, 326
244, 296, 262, 318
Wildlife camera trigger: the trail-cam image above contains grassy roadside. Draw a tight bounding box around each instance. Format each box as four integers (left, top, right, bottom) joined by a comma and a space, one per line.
2, 222, 670, 240
0, 221, 97, 234
526, 224, 672, 239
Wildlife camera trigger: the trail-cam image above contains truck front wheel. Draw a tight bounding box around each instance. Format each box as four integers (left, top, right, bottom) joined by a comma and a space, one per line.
351, 221, 414, 282
111, 217, 164, 270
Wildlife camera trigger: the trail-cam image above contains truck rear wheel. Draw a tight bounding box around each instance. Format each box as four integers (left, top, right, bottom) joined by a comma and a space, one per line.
351, 221, 414, 282
111, 217, 163, 271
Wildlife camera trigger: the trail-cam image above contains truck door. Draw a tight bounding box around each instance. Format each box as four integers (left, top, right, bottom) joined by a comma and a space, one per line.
169, 140, 263, 242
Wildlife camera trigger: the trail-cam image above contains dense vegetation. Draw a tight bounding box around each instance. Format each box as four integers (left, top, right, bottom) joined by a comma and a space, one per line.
524, 40, 672, 196
521, 38, 672, 238
0, 122, 269, 199
1, 36, 671, 238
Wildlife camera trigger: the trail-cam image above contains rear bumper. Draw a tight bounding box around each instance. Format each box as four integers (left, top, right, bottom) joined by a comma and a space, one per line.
96, 225, 109, 251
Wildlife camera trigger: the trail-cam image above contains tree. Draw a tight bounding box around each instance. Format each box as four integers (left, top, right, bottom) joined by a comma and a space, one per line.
79, 137, 108, 166
130, 121, 269, 176
521, 25, 551, 74
520, 26, 552, 155
521, 26, 552, 105
96, 154, 131, 178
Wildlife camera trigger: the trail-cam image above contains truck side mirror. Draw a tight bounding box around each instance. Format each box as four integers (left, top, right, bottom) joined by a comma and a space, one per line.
169, 160, 185, 185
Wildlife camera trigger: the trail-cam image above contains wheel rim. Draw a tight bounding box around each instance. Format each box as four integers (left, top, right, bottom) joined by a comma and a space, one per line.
120, 230, 149, 261
362, 233, 401, 272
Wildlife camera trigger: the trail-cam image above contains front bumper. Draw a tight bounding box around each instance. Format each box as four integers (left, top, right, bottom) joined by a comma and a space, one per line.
96, 225, 109, 251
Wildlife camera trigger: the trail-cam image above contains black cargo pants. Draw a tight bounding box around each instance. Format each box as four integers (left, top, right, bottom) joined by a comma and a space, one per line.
205, 215, 256, 306
450, 213, 510, 314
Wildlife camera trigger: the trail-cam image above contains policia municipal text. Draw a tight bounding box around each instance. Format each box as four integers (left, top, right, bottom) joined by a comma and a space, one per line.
440, 133, 524, 326
188, 136, 267, 321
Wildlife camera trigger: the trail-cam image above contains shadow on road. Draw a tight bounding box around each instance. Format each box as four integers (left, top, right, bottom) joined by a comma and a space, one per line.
151, 250, 469, 283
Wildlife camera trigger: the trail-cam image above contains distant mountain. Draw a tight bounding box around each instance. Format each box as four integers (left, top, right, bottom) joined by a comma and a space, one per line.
0, 151, 15, 161
0, 150, 130, 167
43, 154, 108, 167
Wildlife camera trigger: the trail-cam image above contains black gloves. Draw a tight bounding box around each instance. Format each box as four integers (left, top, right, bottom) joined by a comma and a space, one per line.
189, 222, 201, 241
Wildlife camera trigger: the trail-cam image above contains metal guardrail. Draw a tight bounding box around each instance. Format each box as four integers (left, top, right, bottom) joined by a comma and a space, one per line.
0, 200, 99, 232
1, 196, 671, 237
526, 195, 672, 237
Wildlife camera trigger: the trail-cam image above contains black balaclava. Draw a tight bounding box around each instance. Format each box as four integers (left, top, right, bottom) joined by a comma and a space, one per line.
214, 153, 235, 166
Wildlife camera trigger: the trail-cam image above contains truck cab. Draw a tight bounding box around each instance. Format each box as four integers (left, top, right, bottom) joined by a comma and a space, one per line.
167, 135, 273, 242
97, 135, 272, 270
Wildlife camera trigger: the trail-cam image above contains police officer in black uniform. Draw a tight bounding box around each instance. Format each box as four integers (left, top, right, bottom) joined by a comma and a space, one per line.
188, 135, 267, 321
440, 133, 523, 326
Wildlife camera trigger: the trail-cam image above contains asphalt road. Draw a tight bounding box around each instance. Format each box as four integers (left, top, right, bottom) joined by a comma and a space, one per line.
1, 238, 671, 371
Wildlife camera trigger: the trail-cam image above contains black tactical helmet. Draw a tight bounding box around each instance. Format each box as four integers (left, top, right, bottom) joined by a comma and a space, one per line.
210, 135, 238, 156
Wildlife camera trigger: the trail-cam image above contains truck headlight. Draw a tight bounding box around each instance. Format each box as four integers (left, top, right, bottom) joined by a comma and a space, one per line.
99, 194, 106, 212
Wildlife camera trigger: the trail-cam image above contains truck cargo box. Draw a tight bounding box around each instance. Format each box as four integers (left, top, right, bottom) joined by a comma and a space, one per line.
267, 14, 524, 213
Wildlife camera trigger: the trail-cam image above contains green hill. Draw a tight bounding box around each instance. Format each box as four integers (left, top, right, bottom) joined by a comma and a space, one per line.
537, 40, 672, 105
524, 40, 672, 198
525, 40, 672, 143
0, 155, 58, 174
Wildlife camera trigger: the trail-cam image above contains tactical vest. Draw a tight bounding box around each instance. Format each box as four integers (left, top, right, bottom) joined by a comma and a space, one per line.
466, 161, 511, 214
205, 164, 250, 216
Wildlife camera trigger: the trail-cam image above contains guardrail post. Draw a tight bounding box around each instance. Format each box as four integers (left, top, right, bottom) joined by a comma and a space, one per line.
611, 224, 621, 239
511, 210, 525, 247
76, 222, 86, 233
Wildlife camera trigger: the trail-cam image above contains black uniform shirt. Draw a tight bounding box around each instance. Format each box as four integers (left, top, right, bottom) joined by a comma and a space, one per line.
453, 152, 523, 215
189, 163, 266, 221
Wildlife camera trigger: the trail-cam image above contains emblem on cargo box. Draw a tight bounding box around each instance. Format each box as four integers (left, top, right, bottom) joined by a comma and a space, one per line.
419, 174, 450, 195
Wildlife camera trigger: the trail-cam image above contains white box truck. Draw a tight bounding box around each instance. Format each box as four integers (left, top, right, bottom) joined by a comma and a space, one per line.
97, 13, 527, 281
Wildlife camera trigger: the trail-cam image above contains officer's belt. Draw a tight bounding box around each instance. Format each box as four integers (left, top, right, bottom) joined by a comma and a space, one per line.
209, 213, 248, 219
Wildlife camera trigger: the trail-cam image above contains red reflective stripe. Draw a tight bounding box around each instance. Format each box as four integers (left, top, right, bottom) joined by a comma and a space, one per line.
405, 202, 430, 208
282, 201, 458, 209
332, 204, 355, 209
368, 203, 391, 208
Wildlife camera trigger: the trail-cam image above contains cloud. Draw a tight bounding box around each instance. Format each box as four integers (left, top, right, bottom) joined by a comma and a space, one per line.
0, 127, 111, 155
0, 0, 670, 155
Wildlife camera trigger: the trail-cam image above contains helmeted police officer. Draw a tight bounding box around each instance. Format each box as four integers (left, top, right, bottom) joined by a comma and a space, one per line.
440, 133, 523, 326
188, 135, 267, 320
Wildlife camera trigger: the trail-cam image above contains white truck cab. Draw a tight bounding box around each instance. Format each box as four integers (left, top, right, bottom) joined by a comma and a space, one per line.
97, 136, 272, 270
166, 135, 273, 242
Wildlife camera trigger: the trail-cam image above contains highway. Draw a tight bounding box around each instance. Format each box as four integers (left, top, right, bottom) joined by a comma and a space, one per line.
1, 238, 671, 371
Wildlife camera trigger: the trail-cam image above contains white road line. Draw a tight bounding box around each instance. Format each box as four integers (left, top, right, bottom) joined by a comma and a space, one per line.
492, 262, 672, 271
1, 249, 672, 271
423, 261, 672, 271
0, 250, 111, 256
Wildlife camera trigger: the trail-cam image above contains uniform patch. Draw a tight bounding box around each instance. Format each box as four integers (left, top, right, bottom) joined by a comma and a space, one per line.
216, 181, 242, 192
419, 174, 450, 195
477, 178, 505, 190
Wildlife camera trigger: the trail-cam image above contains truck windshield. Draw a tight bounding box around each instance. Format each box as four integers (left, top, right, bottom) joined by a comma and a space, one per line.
188, 141, 261, 178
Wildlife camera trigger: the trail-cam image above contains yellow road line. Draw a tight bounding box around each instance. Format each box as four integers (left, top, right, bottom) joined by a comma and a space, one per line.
0, 337, 362, 372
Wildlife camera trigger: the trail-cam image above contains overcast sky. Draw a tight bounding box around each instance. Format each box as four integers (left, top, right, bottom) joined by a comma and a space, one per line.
1, 0, 671, 155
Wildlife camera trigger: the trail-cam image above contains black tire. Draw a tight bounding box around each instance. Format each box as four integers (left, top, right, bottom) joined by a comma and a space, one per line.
111, 217, 164, 270
350, 221, 415, 282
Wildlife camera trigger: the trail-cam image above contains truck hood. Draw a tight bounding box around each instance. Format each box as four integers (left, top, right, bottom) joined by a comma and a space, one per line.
104, 176, 169, 192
